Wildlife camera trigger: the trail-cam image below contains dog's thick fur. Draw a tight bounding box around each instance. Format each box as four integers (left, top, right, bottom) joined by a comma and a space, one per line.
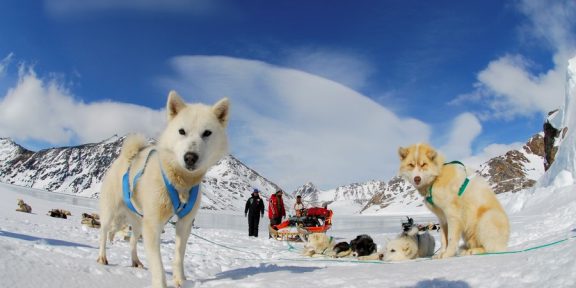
350, 234, 377, 257
97, 91, 229, 288
302, 233, 351, 258
384, 226, 435, 261
16, 199, 32, 213
398, 143, 509, 258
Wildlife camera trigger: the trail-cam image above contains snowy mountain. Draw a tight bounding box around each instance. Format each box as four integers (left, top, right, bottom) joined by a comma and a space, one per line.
0, 131, 546, 215
0, 136, 123, 197
0, 136, 283, 212
202, 154, 284, 211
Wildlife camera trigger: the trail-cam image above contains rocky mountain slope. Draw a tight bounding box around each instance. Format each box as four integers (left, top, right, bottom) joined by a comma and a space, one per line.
478, 134, 545, 194
0, 136, 283, 212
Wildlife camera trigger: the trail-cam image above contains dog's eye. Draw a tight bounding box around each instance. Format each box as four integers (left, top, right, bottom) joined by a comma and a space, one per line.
390, 249, 396, 253
420, 163, 427, 168
202, 130, 212, 138
408, 163, 415, 168
178, 129, 186, 135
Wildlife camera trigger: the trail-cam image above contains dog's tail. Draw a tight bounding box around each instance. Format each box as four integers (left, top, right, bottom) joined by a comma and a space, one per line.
120, 134, 148, 161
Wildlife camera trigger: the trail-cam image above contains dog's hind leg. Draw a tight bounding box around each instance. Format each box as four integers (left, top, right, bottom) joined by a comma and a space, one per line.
130, 224, 144, 268
476, 210, 509, 253
97, 218, 110, 265
173, 216, 194, 288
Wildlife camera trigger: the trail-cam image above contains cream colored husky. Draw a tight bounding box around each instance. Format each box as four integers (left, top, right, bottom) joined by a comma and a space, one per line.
398, 143, 509, 259
97, 91, 229, 288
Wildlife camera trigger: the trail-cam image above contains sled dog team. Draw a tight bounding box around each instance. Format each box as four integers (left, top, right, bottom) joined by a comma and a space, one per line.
96, 91, 509, 287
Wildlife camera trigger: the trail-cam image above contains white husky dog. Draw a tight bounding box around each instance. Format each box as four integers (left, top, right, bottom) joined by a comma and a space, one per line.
97, 91, 229, 288
384, 227, 435, 261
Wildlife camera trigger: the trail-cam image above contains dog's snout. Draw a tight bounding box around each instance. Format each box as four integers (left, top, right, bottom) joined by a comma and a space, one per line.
184, 152, 199, 167
414, 176, 421, 185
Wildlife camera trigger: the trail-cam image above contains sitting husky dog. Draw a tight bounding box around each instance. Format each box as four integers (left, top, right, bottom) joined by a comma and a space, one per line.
384, 226, 435, 261
398, 143, 509, 259
97, 91, 230, 288
302, 233, 351, 258
16, 199, 32, 213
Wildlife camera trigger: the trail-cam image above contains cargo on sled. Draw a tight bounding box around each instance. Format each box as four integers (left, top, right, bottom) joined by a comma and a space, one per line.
269, 207, 333, 241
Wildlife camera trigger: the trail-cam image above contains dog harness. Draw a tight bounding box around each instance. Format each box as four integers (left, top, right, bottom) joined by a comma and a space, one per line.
426, 161, 470, 206
122, 149, 200, 220
321, 236, 335, 255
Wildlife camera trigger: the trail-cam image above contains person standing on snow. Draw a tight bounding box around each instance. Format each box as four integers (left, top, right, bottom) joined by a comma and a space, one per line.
268, 190, 286, 238
245, 188, 265, 237
294, 195, 306, 217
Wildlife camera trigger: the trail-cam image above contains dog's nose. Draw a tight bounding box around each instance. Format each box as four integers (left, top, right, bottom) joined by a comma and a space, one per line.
184, 152, 199, 167
414, 176, 421, 185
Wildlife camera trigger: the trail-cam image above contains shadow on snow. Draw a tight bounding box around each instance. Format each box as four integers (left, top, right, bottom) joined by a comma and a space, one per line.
0, 230, 95, 249
201, 263, 322, 282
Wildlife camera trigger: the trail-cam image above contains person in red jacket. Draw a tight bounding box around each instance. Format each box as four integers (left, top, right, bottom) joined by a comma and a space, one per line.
268, 190, 286, 238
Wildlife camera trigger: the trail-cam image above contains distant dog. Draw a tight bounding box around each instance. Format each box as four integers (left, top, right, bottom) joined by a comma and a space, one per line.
302, 233, 352, 258
81, 213, 101, 228
350, 234, 377, 257
398, 143, 510, 258
15, 199, 32, 213
48, 209, 69, 219
384, 226, 435, 261
97, 91, 230, 288
349, 234, 384, 260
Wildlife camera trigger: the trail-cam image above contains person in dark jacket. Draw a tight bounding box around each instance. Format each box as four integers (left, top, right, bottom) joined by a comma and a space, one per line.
245, 188, 265, 237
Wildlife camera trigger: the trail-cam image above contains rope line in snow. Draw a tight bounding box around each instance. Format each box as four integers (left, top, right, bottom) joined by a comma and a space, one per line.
190, 232, 261, 256
190, 229, 576, 264
477, 233, 576, 256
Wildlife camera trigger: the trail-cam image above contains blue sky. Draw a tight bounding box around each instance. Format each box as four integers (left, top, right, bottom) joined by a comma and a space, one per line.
0, 0, 575, 191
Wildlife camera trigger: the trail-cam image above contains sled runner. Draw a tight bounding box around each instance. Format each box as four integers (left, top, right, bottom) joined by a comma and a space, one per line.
269, 207, 333, 241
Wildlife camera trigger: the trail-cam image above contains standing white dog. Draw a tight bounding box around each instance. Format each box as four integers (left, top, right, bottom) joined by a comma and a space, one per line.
97, 91, 230, 288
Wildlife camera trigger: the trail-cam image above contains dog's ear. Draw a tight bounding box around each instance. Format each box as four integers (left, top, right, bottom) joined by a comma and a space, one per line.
425, 148, 437, 161
212, 97, 230, 127
167, 90, 187, 121
398, 147, 409, 160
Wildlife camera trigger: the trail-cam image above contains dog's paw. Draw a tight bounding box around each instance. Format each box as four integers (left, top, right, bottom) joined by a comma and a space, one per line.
434, 251, 455, 259
173, 277, 186, 288
96, 256, 108, 265
131, 259, 144, 269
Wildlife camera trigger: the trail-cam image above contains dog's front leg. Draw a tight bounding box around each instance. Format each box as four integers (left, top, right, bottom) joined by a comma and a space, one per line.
143, 218, 167, 288
438, 213, 462, 259
434, 220, 448, 258
173, 216, 194, 288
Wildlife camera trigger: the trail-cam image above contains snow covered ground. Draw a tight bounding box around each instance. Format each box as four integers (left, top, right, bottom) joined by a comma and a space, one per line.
1, 180, 575, 288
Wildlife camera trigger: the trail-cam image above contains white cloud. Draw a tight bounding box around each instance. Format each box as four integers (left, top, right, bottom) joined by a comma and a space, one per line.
44, 0, 217, 17
0, 66, 164, 145
281, 48, 375, 90
159, 56, 430, 191
0, 53, 14, 78
453, 55, 565, 120
440, 113, 482, 161
452, 0, 575, 121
